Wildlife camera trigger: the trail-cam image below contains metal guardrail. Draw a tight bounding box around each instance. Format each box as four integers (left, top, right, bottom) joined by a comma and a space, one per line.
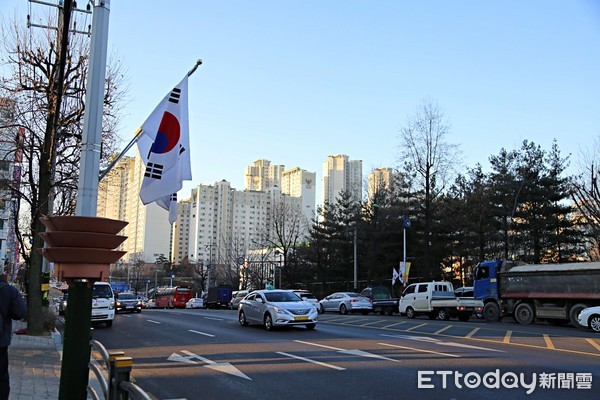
89, 339, 154, 400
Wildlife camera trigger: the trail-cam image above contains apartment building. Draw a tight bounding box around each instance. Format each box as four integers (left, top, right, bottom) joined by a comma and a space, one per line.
368, 167, 395, 200
0, 99, 21, 278
173, 181, 303, 267
97, 154, 171, 264
322, 154, 363, 205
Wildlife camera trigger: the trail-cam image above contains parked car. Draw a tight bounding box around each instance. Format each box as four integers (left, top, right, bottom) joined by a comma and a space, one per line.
115, 292, 143, 313
319, 292, 372, 315
229, 290, 249, 310
292, 290, 320, 312
186, 298, 205, 309
146, 299, 156, 309
577, 306, 600, 333
238, 289, 318, 330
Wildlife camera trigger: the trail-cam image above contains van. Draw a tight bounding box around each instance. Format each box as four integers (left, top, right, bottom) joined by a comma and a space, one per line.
92, 281, 116, 327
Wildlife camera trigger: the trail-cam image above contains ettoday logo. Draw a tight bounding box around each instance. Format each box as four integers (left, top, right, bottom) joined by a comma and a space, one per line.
418, 370, 593, 394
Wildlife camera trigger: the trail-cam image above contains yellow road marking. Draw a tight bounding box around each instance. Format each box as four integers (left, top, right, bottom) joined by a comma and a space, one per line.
405, 323, 428, 332
318, 319, 600, 357
434, 325, 453, 335
586, 338, 600, 353
361, 320, 384, 326
382, 321, 407, 329
543, 334, 555, 350
465, 327, 480, 338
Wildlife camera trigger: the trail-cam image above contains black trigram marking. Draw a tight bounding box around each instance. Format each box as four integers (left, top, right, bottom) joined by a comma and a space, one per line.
144, 162, 164, 179
179, 144, 185, 155
170, 193, 177, 203
168, 88, 181, 104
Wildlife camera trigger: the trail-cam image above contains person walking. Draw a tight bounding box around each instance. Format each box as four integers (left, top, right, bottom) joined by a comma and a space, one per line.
0, 278, 27, 400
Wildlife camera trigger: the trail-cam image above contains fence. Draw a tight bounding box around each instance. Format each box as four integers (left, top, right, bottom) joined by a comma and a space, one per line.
88, 339, 153, 400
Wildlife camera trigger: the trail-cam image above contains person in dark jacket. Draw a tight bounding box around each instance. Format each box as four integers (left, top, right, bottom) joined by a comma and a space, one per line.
0, 279, 27, 400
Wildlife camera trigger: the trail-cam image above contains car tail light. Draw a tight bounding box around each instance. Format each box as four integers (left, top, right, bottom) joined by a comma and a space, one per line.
477, 306, 483, 312
350, 299, 358, 302
459, 306, 465, 311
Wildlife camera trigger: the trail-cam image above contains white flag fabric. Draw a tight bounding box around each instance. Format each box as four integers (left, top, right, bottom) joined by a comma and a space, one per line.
392, 267, 399, 285
155, 194, 178, 224
138, 75, 192, 206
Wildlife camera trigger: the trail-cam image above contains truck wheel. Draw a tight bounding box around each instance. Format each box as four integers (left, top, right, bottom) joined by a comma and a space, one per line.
570, 303, 589, 328
406, 307, 416, 319
436, 308, 450, 321
514, 303, 534, 325
483, 302, 501, 322
589, 314, 600, 333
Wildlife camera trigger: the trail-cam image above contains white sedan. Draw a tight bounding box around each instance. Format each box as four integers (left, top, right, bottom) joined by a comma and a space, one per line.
185, 298, 204, 309
577, 306, 600, 333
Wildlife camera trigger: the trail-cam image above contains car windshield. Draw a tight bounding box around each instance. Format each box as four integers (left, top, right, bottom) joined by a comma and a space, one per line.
92, 285, 113, 299
118, 293, 136, 300
264, 292, 301, 302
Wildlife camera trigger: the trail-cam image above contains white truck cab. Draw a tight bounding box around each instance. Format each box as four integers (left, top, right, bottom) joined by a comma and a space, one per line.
91, 281, 115, 327
399, 281, 482, 321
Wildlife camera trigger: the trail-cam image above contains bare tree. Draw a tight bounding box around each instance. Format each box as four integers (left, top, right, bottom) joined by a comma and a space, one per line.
572, 136, 600, 260
0, 13, 125, 334
398, 99, 461, 277
268, 195, 308, 287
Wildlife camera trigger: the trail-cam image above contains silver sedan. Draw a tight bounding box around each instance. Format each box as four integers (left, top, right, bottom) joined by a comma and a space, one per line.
319, 292, 373, 315
238, 289, 318, 330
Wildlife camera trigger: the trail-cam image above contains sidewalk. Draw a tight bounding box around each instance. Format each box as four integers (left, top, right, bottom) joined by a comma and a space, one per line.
8, 320, 61, 400
8, 320, 103, 400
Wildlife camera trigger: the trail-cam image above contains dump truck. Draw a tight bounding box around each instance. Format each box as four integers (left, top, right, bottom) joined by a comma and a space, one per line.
473, 260, 600, 327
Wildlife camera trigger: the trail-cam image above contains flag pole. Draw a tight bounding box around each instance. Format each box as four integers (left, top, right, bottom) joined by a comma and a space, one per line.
98, 59, 203, 181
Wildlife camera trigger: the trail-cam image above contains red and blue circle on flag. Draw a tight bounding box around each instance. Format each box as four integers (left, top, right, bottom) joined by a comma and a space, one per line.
150, 111, 180, 154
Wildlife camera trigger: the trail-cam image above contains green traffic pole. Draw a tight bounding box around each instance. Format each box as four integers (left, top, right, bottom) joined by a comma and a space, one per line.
59, 279, 92, 400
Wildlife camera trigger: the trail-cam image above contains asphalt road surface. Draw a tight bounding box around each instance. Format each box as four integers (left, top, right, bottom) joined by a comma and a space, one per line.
87, 309, 600, 400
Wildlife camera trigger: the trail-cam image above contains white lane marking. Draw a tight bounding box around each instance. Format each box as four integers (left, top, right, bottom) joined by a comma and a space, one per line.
277, 352, 346, 370
379, 342, 461, 358
147, 320, 161, 324
382, 334, 505, 353
178, 350, 251, 380
338, 349, 401, 363
294, 340, 400, 362
295, 340, 343, 351
204, 317, 223, 321
189, 329, 215, 337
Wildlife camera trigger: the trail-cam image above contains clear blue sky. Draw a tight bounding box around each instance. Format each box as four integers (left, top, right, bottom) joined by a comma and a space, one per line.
3, 1, 600, 204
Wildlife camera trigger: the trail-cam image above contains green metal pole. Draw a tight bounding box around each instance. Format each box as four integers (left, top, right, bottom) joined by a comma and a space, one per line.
59, 279, 92, 400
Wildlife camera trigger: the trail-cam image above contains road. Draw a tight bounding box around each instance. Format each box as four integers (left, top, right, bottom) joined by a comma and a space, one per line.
86, 309, 600, 400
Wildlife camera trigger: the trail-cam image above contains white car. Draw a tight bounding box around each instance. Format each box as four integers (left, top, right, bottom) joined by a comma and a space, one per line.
292, 290, 320, 313
577, 306, 600, 333
186, 298, 204, 309
238, 289, 318, 330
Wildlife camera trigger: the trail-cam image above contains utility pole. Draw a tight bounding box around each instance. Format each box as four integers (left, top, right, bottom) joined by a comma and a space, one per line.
61, 1, 111, 399
353, 227, 357, 290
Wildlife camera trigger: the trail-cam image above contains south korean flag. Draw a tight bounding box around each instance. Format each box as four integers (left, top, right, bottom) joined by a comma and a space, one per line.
137, 75, 192, 206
